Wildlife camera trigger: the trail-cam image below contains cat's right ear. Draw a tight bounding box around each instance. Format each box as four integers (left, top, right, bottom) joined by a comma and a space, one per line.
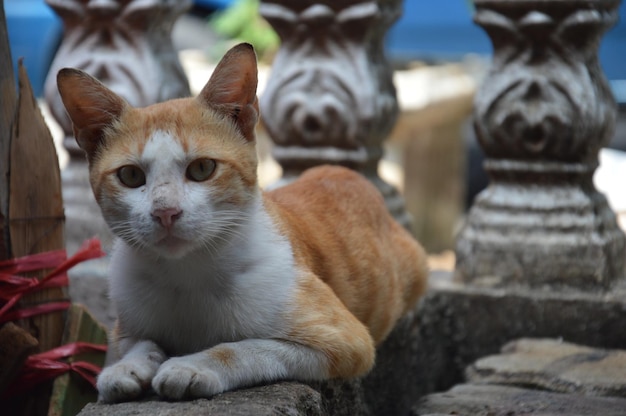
198, 43, 259, 141
57, 68, 128, 159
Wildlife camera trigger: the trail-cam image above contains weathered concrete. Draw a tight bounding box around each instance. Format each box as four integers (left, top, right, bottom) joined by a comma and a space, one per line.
456, 0, 626, 288
78, 382, 322, 416
413, 384, 626, 416
467, 338, 626, 397
416, 337, 626, 414
410, 274, 626, 399
259, 0, 411, 227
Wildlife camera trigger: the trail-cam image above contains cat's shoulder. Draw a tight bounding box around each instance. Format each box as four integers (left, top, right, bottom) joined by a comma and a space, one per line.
266, 165, 383, 205
299, 165, 366, 180
298, 165, 374, 188
262, 165, 393, 238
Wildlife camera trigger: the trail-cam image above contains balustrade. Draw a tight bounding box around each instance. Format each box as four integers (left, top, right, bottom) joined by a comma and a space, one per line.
259, 0, 411, 227
42, 0, 625, 285
455, 0, 625, 289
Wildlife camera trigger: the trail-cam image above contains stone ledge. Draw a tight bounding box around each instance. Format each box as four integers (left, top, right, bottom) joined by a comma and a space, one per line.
413, 384, 626, 416
78, 382, 322, 416
411, 273, 626, 399
467, 338, 626, 397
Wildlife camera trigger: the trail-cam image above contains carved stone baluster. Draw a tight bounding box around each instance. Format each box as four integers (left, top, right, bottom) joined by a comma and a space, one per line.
455, 0, 625, 289
44, 0, 191, 256
259, 0, 410, 227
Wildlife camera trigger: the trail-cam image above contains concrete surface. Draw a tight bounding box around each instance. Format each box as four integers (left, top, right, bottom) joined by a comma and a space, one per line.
413, 384, 626, 416
78, 382, 322, 416
467, 338, 626, 397
408, 273, 626, 399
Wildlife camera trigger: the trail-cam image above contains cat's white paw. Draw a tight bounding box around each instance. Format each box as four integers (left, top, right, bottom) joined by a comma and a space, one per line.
152, 357, 225, 400
97, 360, 157, 403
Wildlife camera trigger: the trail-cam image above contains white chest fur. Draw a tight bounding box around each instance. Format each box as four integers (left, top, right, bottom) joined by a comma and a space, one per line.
108, 204, 296, 356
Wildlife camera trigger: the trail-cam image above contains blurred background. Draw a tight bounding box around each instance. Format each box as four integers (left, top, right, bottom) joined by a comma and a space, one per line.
5, 0, 626, 259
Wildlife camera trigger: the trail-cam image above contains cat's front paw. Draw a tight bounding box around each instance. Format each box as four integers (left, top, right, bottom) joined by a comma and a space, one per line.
152, 357, 225, 400
97, 360, 157, 403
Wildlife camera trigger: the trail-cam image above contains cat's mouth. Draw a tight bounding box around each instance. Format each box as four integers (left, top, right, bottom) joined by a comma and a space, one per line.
154, 234, 190, 256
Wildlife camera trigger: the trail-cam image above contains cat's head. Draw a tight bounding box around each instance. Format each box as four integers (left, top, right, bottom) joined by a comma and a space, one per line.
57, 43, 260, 258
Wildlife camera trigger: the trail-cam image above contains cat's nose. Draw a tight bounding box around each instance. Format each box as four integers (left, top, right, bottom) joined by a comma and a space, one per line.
151, 208, 183, 228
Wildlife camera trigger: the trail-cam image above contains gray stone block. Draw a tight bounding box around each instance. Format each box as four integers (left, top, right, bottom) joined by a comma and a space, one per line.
77, 382, 323, 416
410, 273, 626, 399
413, 384, 626, 416
467, 338, 626, 397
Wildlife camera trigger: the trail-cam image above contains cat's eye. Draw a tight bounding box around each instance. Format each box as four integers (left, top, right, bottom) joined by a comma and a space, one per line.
117, 165, 146, 188
186, 159, 216, 182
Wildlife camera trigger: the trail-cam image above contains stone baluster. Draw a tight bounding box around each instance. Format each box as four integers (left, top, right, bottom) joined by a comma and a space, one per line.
43, 0, 191, 256
259, 0, 411, 227
455, 0, 625, 289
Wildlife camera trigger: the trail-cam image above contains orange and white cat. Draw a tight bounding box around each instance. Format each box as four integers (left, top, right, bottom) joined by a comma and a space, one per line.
56, 43, 428, 403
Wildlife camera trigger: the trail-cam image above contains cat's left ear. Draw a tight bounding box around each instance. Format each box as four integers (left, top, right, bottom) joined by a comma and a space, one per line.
198, 43, 259, 141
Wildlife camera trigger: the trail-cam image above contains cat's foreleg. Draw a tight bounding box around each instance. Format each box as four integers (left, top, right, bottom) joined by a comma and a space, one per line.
152, 339, 328, 400
97, 338, 166, 403
152, 276, 376, 400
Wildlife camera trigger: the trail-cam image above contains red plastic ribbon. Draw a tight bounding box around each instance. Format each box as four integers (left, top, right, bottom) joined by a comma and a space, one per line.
0, 238, 106, 323
2, 342, 108, 397
0, 239, 108, 397
0, 301, 72, 323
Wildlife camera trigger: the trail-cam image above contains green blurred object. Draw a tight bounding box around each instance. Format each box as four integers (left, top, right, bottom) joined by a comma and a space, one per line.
209, 0, 279, 62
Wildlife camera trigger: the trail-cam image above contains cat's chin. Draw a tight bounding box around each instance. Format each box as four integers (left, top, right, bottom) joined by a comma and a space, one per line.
152, 235, 194, 259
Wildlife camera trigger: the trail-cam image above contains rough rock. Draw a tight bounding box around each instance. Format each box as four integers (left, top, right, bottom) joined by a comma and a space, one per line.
413, 384, 626, 416
467, 338, 626, 397
409, 273, 626, 399
77, 382, 322, 416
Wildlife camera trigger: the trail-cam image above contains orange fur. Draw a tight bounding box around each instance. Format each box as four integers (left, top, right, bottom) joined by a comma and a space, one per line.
265, 166, 428, 376
56, 43, 428, 402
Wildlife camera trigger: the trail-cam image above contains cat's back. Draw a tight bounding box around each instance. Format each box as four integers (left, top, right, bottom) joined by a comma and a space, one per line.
264, 165, 428, 343
266, 165, 389, 224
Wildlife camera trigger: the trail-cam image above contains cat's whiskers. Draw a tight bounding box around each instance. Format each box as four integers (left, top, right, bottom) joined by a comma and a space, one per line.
200, 226, 242, 252
111, 211, 251, 256
110, 222, 149, 251
203, 212, 250, 244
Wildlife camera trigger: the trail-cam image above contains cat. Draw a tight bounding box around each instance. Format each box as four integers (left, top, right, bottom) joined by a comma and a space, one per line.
56, 43, 428, 403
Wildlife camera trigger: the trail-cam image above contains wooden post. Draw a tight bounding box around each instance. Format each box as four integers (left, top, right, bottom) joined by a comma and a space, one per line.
10, 61, 66, 354
0, 1, 41, 404
0, 2, 68, 413
3, 62, 67, 416
0, 1, 15, 261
